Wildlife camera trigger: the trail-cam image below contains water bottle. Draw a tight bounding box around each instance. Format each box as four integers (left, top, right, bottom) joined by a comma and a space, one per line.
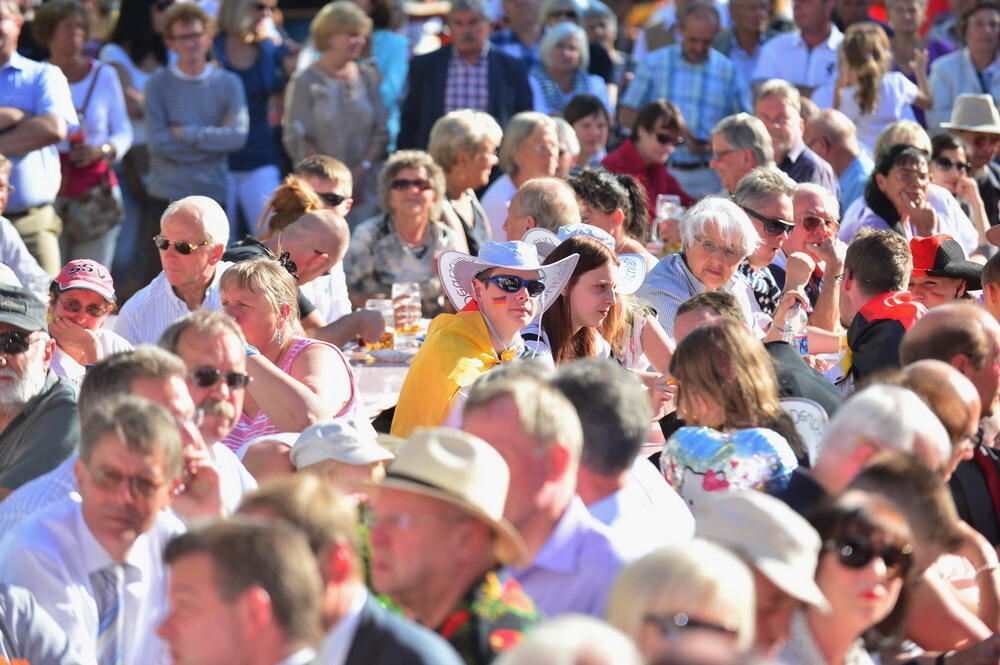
782, 301, 809, 356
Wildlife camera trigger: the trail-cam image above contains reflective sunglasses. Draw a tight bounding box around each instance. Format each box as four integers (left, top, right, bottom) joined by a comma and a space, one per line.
644, 613, 738, 640
824, 534, 913, 580
934, 156, 971, 173
800, 215, 838, 232
61, 298, 113, 318
88, 465, 165, 499
742, 206, 795, 237
391, 179, 432, 191
318, 191, 348, 207
0, 330, 33, 355
154, 235, 212, 255
656, 132, 685, 146
478, 274, 546, 297
190, 367, 252, 389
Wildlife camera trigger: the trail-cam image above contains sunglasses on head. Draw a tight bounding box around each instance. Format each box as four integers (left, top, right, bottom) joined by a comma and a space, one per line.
479, 274, 545, 297
825, 534, 913, 579
742, 206, 795, 237
934, 156, 972, 173
801, 215, 838, 232
190, 367, 252, 389
0, 330, 34, 355
154, 235, 211, 255
61, 298, 113, 318
391, 179, 432, 192
318, 191, 348, 207
655, 132, 685, 146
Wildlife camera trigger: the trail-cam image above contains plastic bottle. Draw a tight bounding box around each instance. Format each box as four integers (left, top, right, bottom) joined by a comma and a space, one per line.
782, 301, 809, 356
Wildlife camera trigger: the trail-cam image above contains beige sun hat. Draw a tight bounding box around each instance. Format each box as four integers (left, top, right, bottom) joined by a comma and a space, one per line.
380, 427, 528, 565
695, 490, 831, 613
940, 94, 1000, 135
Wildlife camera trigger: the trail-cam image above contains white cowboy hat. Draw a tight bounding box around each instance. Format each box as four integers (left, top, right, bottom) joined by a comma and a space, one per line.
438, 240, 579, 314
521, 224, 647, 295
940, 94, 1000, 134
380, 427, 529, 565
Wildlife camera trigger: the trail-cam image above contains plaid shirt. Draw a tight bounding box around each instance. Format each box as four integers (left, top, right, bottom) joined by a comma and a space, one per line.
621, 45, 750, 165
445, 44, 491, 113
491, 29, 542, 71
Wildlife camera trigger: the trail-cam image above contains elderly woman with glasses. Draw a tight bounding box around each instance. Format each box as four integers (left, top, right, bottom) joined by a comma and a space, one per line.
343, 150, 460, 315
529, 23, 611, 118
603, 100, 694, 219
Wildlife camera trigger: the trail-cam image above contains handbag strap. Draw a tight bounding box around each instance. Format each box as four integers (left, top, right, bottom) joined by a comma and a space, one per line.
80, 61, 103, 114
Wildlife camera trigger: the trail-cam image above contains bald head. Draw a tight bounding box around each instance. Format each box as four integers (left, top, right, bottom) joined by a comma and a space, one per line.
504, 177, 581, 240
804, 110, 860, 166
279, 210, 351, 284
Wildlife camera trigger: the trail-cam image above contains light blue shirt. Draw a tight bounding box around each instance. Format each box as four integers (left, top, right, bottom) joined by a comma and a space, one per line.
0, 52, 77, 213
839, 152, 873, 213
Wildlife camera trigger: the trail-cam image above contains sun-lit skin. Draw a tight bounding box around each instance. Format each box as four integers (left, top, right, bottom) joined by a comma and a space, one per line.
908, 274, 966, 308
567, 263, 617, 331
684, 225, 746, 291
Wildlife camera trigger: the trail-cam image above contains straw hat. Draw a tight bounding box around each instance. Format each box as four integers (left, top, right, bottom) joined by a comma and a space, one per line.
521, 223, 647, 295
940, 94, 1000, 134
438, 240, 579, 314
380, 427, 528, 565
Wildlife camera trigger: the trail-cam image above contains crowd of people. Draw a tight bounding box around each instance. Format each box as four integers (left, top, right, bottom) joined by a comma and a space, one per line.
6, 0, 1000, 661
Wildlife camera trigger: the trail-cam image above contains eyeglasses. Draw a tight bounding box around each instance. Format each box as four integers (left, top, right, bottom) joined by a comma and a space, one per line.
391, 179, 432, 191
656, 132, 685, 146
742, 206, 795, 237
318, 191, 348, 207
168, 31, 206, 42
190, 366, 252, 389
548, 9, 578, 19
800, 214, 838, 232
693, 236, 744, 261
154, 235, 212, 255
891, 169, 930, 185
88, 465, 166, 499
643, 613, 738, 640
0, 330, 34, 355
824, 534, 913, 580
60, 298, 114, 318
478, 274, 546, 296
934, 156, 971, 173
712, 148, 737, 160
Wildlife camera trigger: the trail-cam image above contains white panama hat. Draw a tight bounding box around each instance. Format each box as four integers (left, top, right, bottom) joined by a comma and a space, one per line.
521, 224, 647, 295
940, 94, 1000, 134
438, 240, 579, 314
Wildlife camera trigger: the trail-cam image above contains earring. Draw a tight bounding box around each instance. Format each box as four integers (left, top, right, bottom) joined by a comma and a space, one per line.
274, 328, 283, 346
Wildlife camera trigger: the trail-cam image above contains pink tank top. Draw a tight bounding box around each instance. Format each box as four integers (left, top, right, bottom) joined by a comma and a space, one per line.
220, 338, 358, 451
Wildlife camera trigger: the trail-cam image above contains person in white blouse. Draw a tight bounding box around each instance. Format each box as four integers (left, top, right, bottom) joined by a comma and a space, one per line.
115, 196, 232, 346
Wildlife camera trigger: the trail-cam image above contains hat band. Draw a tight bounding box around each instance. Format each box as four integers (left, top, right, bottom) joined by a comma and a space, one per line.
385, 470, 455, 497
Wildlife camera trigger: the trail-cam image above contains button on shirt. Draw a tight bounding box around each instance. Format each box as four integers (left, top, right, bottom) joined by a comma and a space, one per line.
444, 45, 490, 114
752, 27, 843, 90
0, 53, 78, 213
622, 45, 750, 165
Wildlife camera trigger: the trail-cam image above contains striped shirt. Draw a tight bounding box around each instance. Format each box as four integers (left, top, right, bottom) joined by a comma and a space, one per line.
444, 45, 490, 114
114, 263, 232, 346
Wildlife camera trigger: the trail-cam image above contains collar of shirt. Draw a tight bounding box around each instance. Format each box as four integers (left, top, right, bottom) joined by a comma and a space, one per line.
728, 30, 764, 56
784, 140, 807, 165
516, 496, 592, 575
168, 62, 217, 81
320, 589, 368, 665
0, 51, 28, 71
450, 43, 490, 66
274, 647, 318, 665
792, 24, 843, 50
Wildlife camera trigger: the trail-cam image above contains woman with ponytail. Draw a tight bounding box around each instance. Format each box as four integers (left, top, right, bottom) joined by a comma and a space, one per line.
568, 168, 658, 270
812, 23, 932, 154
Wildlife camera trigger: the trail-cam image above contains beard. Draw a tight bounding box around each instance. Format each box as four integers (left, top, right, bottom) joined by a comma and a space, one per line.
0, 363, 47, 412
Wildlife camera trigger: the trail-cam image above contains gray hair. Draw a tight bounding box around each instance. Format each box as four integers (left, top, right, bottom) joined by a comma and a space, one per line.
679, 0, 721, 26
539, 22, 590, 71
680, 196, 760, 258
376, 150, 446, 219
499, 112, 557, 176
494, 615, 643, 665
159, 309, 247, 355
514, 177, 582, 231
541, 0, 584, 21
886, 0, 927, 11
713, 113, 775, 166
161, 196, 230, 247
755, 78, 801, 114
448, 0, 491, 20
794, 182, 841, 220
79, 395, 185, 481
553, 117, 580, 157
79, 345, 187, 417
731, 166, 796, 211
582, 0, 617, 30
428, 110, 503, 172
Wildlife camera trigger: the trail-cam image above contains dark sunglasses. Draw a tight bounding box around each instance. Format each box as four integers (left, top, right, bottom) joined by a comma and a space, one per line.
742, 206, 795, 237
825, 534, 913, 579
644, 613, 738, 639
391, 179, 432, 191
60, 298, 113, 318
89, 465, 165, 499
318, 191, 348, 207
0, 330, 34, 355
154, 235, 212, 255
479, 274, 545, 297
190, 367, 252, 389
801, 215, 838, 232
934, 156, 971, 173
656, 132, 685, 147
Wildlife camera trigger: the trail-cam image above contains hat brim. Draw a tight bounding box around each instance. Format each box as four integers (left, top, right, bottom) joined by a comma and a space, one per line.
438, 249, 579, 315
914, 260, 983, 291
755, 556, 831, 613
378, 478, 529, 566
522, 229, 647, 294
940, 122, 1000, 135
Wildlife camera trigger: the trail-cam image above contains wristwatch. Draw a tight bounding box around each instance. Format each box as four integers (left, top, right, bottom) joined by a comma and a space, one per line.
100, 143, 114, 160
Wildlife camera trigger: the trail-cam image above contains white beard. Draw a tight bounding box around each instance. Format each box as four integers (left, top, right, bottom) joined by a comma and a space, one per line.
0, 363, 47, 411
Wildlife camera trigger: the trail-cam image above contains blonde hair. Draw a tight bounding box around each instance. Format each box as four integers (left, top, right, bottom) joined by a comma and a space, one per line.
376, 150, 446, 219
837, 23, 890, 116
219, 257, 301, 327
873, 120, 930, 159
499, 112, 557, 176
216, 0, 264, 38
607, 540, 756, 654
428, 110, 504, 172
311, 1, 372, 51
257, 175, 323, 239
293, 154, 353, 190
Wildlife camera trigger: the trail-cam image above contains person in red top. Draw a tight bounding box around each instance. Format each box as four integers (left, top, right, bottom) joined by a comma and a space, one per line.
602, 100, 694, 219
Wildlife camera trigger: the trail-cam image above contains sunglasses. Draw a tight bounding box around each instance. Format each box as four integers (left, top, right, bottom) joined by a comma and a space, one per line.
318, 191, 348, 207
934, 156, 972, 173
656, 132, 685, 146
800, 215, 838, 232
479, 274, 546, 296
88, 465, 165, 499
154, 235, 212, 255
644, 613, 738, 640
0, 330, 34, 355
253, 1, 275, 10
391, 179, 432, 191
825, 534, 913, 579
60, 298, 113, 318
190, 367, 252, 389
742, 206, 795, 237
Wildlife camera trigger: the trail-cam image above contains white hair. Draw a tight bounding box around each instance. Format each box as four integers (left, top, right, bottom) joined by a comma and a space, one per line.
819, 385, 951, 472
679, 196, 760, 258
161, 196, 231, 247
539, 22, 590, 71
494, 615, 643, 665
553, 117, 580, 157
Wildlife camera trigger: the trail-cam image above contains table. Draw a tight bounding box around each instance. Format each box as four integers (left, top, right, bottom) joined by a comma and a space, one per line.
353, 361, 410, 421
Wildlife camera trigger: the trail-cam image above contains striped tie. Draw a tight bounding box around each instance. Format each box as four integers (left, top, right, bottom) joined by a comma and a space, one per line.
91, 563, 125, 665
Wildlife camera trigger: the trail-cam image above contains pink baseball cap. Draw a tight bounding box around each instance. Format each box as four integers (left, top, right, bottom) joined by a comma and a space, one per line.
53, 259, 116, 302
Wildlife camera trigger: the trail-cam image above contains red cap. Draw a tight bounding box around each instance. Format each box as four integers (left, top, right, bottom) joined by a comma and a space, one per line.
53, 260, 116, 302
909, 235, 982, 291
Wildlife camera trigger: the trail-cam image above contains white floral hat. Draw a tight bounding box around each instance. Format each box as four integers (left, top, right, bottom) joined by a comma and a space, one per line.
521, 224, 647, 295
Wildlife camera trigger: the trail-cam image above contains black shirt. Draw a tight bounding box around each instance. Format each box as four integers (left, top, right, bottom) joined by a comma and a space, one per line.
769, 466, 828, 516
223, 238, 317, 319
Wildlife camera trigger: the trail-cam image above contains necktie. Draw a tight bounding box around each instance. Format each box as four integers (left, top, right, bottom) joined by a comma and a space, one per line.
91, 563, 126, 665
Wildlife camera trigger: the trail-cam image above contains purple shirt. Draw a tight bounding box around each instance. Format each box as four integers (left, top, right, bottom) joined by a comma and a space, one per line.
507, 496, 632, 617
893, 38, 955, 126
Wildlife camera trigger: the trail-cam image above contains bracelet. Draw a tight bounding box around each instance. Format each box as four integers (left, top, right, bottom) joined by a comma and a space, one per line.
975, 562, 999, 576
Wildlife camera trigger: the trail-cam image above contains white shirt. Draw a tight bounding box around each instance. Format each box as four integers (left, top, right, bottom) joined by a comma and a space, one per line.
50, 327, 134, 386
300, 264, 351, 325
114, 263, 232, 346
752, 27, 843, 90
0, 496, 183, 665
0, 216, 50, 295
319, 589, 368, 665
57, 59, 133, 160
212, 443, 257, 512
812, 72, 918, 154
480, 174, 517, 242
